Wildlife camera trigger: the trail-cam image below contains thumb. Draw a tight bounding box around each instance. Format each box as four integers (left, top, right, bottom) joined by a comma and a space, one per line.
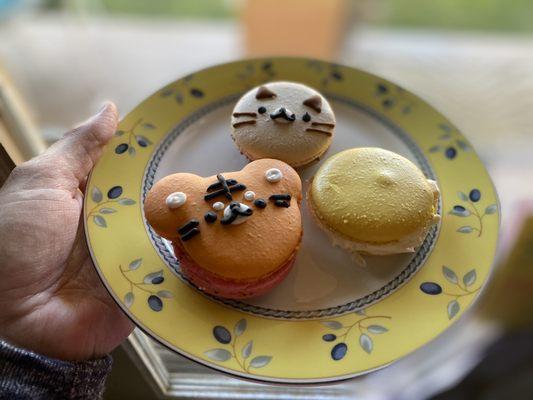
10, 102, 118, 194
50, 102, 118, 187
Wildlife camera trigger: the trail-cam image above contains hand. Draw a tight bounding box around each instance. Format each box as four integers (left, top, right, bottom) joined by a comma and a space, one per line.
0, 103, 134, 361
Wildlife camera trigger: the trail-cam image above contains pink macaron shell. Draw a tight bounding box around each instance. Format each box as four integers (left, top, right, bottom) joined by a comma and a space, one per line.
173, 243, 296, 299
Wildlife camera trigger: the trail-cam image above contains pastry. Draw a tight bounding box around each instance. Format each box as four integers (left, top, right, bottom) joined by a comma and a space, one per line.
231, 81, 335, 168
308, 147, 440, 259
144, 159, 302, 299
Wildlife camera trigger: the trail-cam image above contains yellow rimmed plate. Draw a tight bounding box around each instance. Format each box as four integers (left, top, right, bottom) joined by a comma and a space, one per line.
84, 57, 499, 384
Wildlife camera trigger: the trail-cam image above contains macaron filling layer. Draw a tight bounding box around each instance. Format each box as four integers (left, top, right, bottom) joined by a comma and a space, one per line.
174, 243, 297, 299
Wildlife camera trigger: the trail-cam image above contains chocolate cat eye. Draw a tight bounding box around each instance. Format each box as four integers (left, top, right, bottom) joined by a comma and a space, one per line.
302, 112, 311, 122
258, 106, 266, 114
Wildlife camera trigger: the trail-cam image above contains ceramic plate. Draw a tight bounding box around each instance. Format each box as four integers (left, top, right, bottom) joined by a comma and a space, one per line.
84, 58, 499, 384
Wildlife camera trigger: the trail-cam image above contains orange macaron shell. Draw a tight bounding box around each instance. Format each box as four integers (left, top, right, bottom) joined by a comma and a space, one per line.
143, 159, 302, 282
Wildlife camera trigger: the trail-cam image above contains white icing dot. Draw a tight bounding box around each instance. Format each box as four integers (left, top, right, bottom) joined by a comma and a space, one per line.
213, 201, 225, 211
244, 191, 255, 201
166, 192, 187, 209
265, 168, 283, 183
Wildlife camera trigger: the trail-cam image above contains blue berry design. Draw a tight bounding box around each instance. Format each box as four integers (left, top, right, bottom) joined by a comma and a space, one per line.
320, 311, 390, 361
429, 123, 471, 160
118, 258, 173, 311
204, 319, 273, 373
114, 118, 154, 157
420, 266, 481, 320
87, 185, 136, 228
450, 189, 497, 237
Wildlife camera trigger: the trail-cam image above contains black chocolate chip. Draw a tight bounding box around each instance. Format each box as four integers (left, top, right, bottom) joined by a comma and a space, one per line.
204, 211, 217, 223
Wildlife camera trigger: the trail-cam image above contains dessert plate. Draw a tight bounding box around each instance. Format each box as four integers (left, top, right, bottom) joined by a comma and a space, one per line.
84, 58, 499, 384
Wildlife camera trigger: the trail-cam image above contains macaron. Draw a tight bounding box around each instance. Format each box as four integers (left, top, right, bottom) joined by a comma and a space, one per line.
308, 147, 440, 257
144, 159, 302, 299
231, 81, 335, 168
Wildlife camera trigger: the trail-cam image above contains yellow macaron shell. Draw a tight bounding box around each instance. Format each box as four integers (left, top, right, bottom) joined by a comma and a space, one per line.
310, 148, 436, 244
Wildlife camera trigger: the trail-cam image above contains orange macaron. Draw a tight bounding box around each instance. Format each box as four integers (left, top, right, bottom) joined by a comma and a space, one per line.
143, 159, 303, 299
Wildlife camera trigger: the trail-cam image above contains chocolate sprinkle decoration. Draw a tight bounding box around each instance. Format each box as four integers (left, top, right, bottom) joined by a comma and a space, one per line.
306, 128, 332, 136
207, 178, 237, 192
269, 194, 291, 201
303, 95, 322, 113
204, 183, 246, 200
233, 120, 256, 128
254, 198, 267, 209
177, 219, 199, 235
274, 200, 291, 208
302, 112, 311, 122
312, 122, 335, 128
233, 112, 257, 117
255, 85, 277, 100
181, 227, 200, 241
204, 211, 217, 223
217, 174, 231, 199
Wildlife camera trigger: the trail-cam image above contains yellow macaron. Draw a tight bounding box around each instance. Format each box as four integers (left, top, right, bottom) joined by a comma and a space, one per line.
308, 147, 440, 256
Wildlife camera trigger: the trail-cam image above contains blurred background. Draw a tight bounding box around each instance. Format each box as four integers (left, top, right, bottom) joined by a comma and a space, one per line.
1, 1, 532, 399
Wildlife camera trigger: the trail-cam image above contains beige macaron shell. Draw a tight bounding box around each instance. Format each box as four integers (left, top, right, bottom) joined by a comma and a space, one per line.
310, 148, 437, 244
231, 81, 335, 167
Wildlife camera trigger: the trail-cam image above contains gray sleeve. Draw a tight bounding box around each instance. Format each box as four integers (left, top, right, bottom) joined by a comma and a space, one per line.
0, 340, 112, 400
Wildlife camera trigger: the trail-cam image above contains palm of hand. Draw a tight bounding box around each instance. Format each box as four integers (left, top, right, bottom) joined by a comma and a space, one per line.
0, 104, 133, 361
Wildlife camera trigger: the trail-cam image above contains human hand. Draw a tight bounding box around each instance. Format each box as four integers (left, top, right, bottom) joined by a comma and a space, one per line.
0, 103, 134, 361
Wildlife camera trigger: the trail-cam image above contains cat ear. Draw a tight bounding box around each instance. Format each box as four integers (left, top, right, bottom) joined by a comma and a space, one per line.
255, 86, 277, 100
303, 95, 322, 113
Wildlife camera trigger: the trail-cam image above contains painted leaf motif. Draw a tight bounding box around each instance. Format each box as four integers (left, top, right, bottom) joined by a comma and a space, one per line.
439, 133, 452, 140
242, 340, 253, 360
124, 292, 134, 308
367, 325, 388, 334
129, 258, 142, 270
128, 146, 136, 156
234, 319, 247, 337
457, 226, 474, 233
457, 191, 468, 201
142, 122, 156, 129
429, 145, 441, 153
93, 215, 107, 228
439, 123, 452, 133
442, 266, 458, 284
204, 349, 232, 362
463, 269, 477, 287
91, 187, 103, 203
157, 290, 173, 298
447, 300, 460, 319
321, 321, 343, 330
355, 309, 366, 316
359, 334, 373, 354
143, 270, 163, 284
249, 355, 272, 369
118, 198, 136, 205
485, 204, 498, 215
456, 139, 470, 150
450, 207, 470, 217
99, 207, 116, 214
115, 130, 125, 136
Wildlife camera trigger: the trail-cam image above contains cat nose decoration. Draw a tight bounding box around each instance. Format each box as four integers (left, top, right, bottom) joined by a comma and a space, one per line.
221, 201, 253, 225
270, 107, 296, 123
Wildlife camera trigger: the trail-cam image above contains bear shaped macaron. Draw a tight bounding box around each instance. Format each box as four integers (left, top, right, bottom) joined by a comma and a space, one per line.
144, 159, 302, 299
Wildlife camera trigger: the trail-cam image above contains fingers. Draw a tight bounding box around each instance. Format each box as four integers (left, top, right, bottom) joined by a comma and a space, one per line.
6, 103, 118, 195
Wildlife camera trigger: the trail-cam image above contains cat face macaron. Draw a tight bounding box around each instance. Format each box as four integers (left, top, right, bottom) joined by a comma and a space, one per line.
231, 81, 335, 168
144, 159, 303, 298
